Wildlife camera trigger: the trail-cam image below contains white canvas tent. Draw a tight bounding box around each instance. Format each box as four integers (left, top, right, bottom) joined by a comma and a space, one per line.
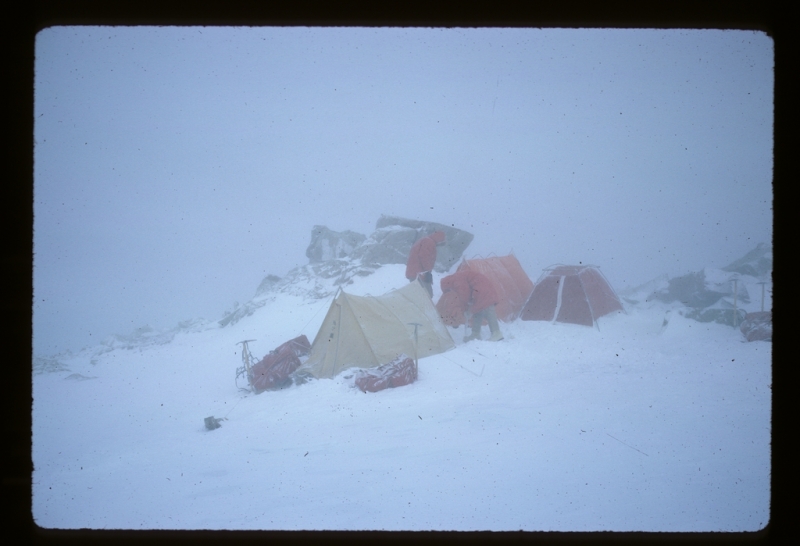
303, 280, 455, 379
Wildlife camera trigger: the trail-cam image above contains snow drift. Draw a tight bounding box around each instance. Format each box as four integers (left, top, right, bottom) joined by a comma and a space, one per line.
32, 239, 772, 531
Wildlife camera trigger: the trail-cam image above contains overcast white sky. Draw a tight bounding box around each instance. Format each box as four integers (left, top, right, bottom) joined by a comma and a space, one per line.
33, 27, 773, 356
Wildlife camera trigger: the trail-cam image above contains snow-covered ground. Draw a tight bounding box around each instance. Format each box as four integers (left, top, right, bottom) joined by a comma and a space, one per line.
32, 265, 771, 531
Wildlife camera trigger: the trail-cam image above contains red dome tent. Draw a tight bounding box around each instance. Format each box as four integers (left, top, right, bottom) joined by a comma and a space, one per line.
520, 265, 623, 327
436, 254, 534, 326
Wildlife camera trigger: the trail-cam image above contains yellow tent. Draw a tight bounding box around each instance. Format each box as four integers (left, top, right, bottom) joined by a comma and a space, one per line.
303, 280, 455, 379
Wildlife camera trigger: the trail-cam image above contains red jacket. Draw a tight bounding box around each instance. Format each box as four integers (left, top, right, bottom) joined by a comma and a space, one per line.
440, 269, 498, 314
405, 232, 445, 280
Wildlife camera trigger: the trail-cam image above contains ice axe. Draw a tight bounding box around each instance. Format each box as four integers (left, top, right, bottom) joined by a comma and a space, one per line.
757, 281, 767, 312
731, 276, 739, 328
408, 322, 422, 375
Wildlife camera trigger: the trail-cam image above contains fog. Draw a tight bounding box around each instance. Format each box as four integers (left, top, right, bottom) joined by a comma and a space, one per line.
33, 27, 773, 356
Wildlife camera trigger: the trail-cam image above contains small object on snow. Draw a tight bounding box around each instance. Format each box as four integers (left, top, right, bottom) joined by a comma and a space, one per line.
204, 416, 224, 430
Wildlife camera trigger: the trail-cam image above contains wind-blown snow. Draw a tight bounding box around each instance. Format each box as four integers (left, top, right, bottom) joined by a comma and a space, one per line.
32, 265, 771, 531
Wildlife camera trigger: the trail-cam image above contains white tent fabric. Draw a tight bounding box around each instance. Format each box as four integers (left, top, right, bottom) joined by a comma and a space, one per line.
303, 280, 455, 379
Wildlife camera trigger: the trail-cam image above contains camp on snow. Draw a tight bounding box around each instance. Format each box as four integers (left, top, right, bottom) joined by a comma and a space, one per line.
520, 265, 624, 327
436, 254, 534, 327
301, 280, 455, 379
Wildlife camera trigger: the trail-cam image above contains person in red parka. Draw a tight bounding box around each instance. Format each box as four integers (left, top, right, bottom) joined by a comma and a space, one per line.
440, 269, 503, 342
405, 231, 446, 298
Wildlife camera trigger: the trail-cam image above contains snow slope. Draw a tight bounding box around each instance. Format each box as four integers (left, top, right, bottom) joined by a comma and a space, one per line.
32, 265, 771, 531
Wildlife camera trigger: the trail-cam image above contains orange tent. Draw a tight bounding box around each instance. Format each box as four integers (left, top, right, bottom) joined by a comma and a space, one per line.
520, 265, 623, 327
436, 254, 534, 326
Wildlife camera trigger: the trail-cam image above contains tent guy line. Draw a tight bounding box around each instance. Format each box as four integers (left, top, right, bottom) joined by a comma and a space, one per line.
439, 354, 486, 378
606, 433, 649, 457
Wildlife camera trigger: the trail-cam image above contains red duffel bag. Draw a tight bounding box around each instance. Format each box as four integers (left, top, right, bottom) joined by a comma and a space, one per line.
250, 335, 311, 393
354, 354, 418, 393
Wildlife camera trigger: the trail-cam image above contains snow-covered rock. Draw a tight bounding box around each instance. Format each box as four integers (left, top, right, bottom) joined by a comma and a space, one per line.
305, 225, 367, 263
351, 214, 473, 272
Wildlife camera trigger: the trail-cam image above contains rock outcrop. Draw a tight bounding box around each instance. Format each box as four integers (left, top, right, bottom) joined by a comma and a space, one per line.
305, 225, 367, 264
351, 215, 473, 272
224, 215, 474, 327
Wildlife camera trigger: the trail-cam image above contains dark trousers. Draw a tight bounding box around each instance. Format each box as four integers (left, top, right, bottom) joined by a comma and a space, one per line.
417, 271, 433, 298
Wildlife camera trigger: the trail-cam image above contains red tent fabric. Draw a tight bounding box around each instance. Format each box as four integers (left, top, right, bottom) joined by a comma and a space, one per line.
436, 254, 534, 326
520, 265, 623, 327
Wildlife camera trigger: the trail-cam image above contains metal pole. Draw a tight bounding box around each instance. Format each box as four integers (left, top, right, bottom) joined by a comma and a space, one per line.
334, 302, 342, 376
409, 322, 422, 376
732, 278, 738, 328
